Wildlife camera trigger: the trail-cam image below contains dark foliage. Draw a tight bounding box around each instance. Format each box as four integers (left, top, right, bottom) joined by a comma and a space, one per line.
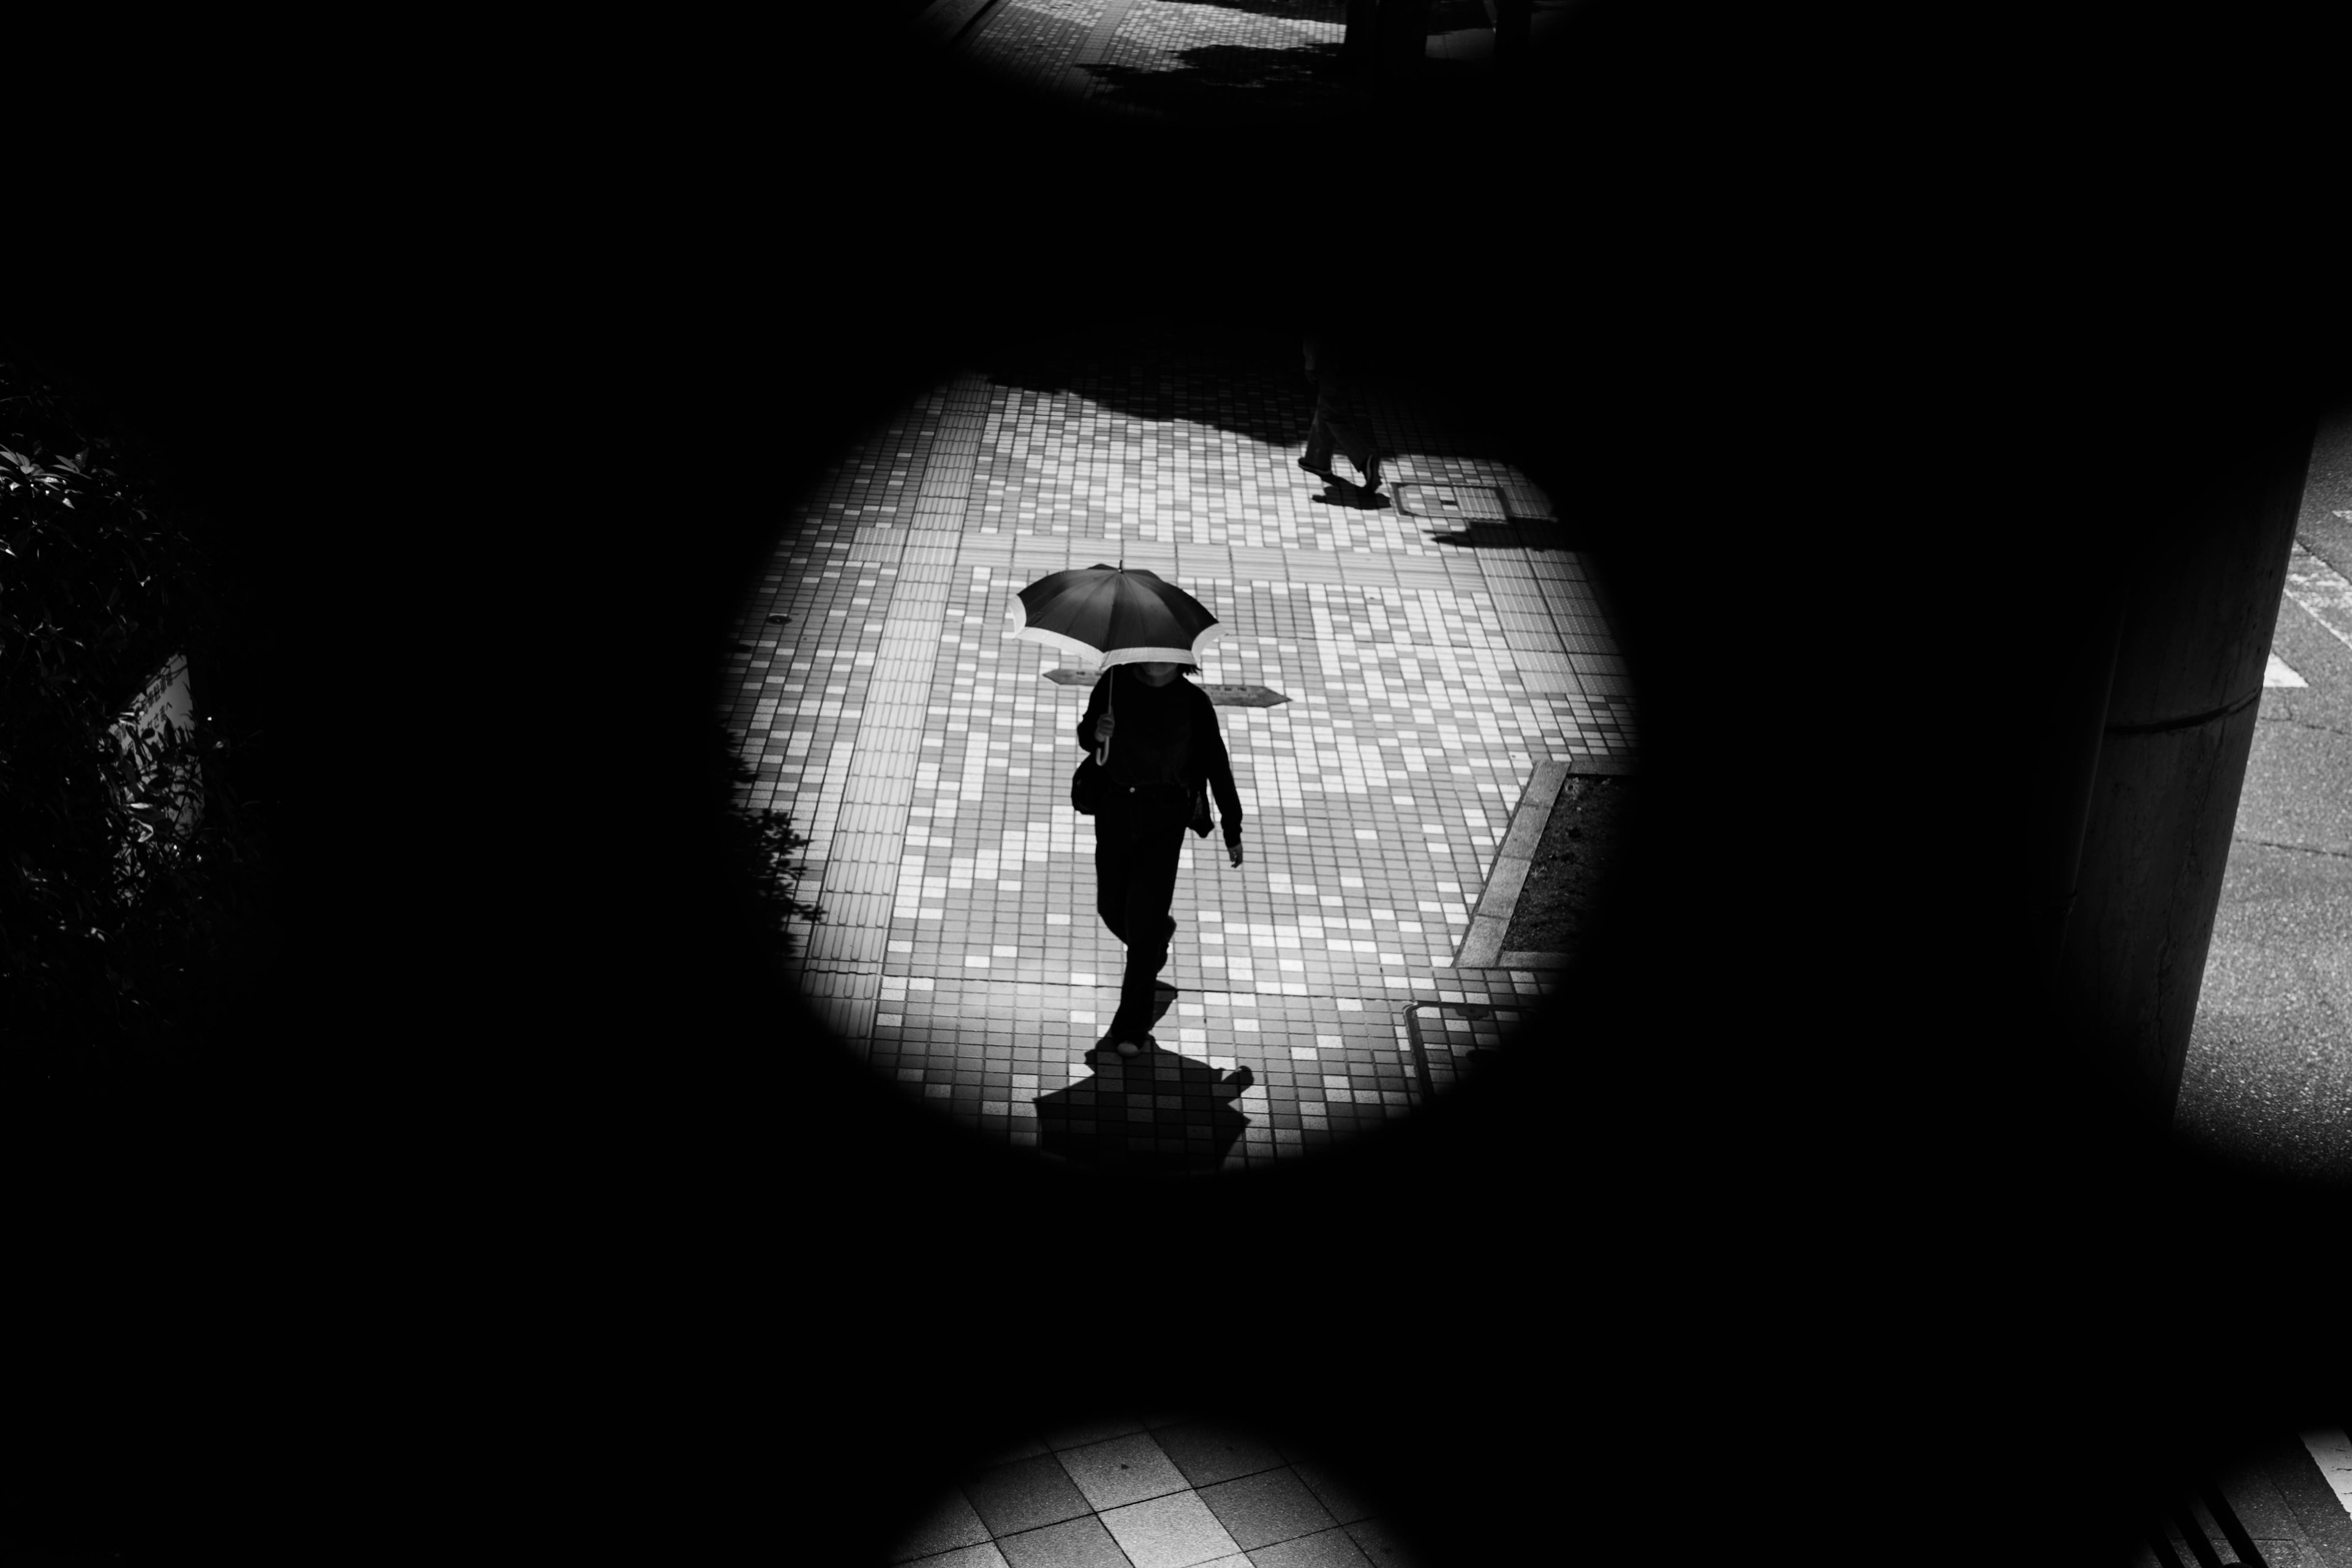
0, 362, 285, 1090
714, 722, 823, 970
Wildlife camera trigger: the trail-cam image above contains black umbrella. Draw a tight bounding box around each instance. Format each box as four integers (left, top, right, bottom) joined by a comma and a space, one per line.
1010, 564, 1224, 764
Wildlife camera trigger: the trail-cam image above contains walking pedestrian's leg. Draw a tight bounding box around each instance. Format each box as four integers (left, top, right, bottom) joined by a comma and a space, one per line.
1095, 805, 1131, 946
1329, 407, 1378, 489
1302, 401, 1335, 475
1108, 814, 1184, 1042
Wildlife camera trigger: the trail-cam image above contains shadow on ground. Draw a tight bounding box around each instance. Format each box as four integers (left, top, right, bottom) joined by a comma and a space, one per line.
1034, 1044, 1257, 1175
1077, 42, 1365, 126
974, 320, 1537, 488
1411, 517, 1597, 549
1033, 985, 1257, 1174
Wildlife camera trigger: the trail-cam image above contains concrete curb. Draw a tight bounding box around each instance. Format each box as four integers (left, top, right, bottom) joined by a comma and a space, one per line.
1453, 756, 1635, 970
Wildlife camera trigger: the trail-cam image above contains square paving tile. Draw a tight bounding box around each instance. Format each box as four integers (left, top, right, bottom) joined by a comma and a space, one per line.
1289, 1460, 1377, 1526
907, 1545, 1014, 1568
1152, 1422, 1287, 1488
1057, 1430, 1191, 1511
1341, 1517, 1427, 1567
1245, 1525, 1375, 1568
891, 1488, 994, 1562
1098, 1490, 1244, 1568
1195, 1467, 1336, 1551
995, 1514, 1133, 1568
1044, 1414, 1148, 1451
963, 1452, 1095, 1538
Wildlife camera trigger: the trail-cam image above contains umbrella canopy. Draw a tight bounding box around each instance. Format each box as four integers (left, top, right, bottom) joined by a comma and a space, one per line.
1008, 564, 1224, 669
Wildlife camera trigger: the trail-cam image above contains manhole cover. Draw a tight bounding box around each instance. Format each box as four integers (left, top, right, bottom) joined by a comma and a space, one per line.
1394, 483, 1507, 521
1042, 670, 1289, 706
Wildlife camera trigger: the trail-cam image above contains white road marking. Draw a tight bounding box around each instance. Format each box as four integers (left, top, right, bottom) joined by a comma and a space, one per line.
2265, 653, 2309, 687
2285, 541, 2352, 655
2301, 1426, 2352, 1518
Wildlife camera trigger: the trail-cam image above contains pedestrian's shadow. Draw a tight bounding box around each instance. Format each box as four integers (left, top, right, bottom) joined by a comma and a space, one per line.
1420, 518, 1596, 549
1034, 987, 1257, 1175
1311, 482, 1390, 511
1076, 42, 1368, 129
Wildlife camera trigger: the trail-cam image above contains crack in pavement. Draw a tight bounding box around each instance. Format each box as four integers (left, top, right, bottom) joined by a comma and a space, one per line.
2254, 714, 2352, 739
2234, 835, 2352, 861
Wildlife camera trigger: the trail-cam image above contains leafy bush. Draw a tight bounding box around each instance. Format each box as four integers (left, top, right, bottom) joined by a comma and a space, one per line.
715, 722, 824, 968
1, 360, 283, 1087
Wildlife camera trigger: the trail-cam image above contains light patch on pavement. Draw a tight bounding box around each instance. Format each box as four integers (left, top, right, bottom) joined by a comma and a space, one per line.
2286, 541, 2352, 655
2300, 1426, 2352, 1519
2264, 653, 2309, 687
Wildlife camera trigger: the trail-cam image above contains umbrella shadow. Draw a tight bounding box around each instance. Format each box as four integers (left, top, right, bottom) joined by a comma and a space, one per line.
1035, 987, 1257, 1175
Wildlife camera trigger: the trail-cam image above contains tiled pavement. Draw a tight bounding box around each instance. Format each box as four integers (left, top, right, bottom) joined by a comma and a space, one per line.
720, 325, 1636, 1170
886, 1416, 1427, 1568
932, 0, 1569, 120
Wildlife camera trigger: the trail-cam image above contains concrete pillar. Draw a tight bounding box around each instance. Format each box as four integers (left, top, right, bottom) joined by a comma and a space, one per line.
2054, 404, 2318, 1129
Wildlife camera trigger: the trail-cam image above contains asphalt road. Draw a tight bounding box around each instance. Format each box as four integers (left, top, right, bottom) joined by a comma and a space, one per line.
2176, 394, 2352, 1185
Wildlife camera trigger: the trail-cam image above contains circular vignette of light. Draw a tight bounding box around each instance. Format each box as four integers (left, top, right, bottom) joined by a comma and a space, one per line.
718, 331, 1645, 1174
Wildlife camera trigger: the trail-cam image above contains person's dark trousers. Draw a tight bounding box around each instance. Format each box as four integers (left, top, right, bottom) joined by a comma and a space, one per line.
1305, 378, 1378, 486
1094, 784, 1189, 1042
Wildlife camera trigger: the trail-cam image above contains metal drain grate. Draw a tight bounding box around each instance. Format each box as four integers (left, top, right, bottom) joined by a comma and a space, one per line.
1393, 482, 1509, 521
1403, 1001, 1508, 1102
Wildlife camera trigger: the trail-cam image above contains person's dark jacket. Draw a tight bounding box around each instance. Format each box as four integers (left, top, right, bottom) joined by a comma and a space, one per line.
1077, 667, 1244, 846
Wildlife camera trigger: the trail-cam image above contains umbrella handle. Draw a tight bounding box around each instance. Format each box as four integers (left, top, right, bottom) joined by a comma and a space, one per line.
1098, 663, 1113, 766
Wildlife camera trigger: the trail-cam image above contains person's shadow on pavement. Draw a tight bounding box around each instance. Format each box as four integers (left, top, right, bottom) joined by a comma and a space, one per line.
1310, 481, 1390, 511
1035, 987, 1257, 1175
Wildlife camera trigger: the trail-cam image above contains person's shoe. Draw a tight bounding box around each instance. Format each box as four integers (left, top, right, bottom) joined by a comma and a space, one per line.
1115, 1038, 1144, 1058
1357, 453, 1382, 494
1298, 455, 1335, 478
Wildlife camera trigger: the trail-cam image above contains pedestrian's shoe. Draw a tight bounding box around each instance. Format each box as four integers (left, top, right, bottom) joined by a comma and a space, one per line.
1155, 914, 1177, 974
1115, 1037, 1145, 1058
1357, 451, 1382, 494
1298, 455, 1335, 479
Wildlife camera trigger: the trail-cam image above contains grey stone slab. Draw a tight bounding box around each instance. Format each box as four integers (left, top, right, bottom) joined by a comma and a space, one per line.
888, 1487, 993, 1562
2273, 1436, 2352, 1563
1287, 1464, 1377, 1529
904, 1544, 1012, 1568
1150, 1422, 1287, 1489
1339, 1517, 1425, 1566
1480, 854, 1529, 910
1454, 914, 1506, 970
1057, 1430, 1189, 1511
996, 1514, 1133, 1568
1243, 1525, 1373, 1568
1044, 1414, 1148, 1451
1195, 1467, 1336, 1551
1098, 1491, 1242, 1568
983, 1435, 1054, 1466
962, 1453, 1094, 1538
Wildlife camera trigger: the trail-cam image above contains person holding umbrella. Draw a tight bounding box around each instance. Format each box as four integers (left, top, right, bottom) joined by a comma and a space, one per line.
1011, 565, 1246, 1060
